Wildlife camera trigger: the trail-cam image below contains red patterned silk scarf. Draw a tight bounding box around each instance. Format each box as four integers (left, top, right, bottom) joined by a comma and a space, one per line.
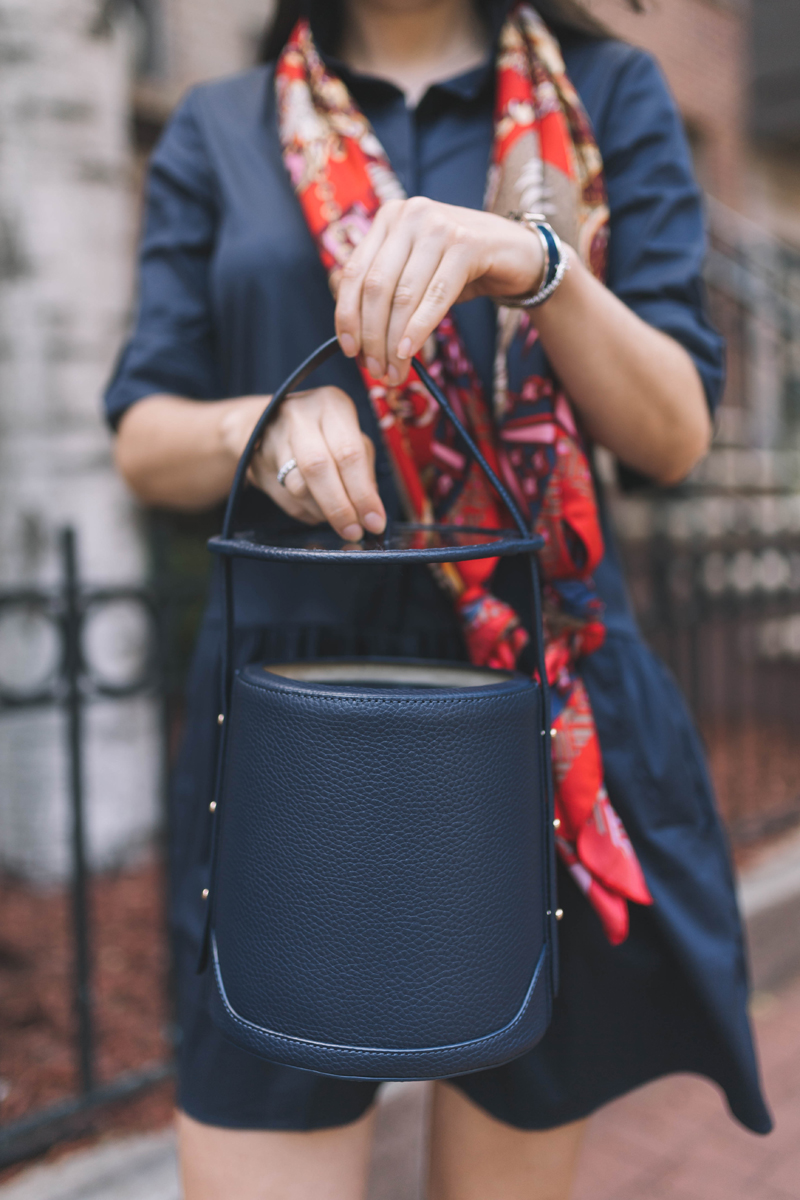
276, 4, 652, 943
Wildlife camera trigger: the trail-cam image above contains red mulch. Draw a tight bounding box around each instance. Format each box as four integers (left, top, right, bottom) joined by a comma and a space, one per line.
0, 859, 175, 1183
703, 721, 800, 844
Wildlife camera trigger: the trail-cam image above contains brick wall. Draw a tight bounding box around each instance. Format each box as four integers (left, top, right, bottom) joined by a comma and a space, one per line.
161, 0, 272, 95
588, 0, 748, 209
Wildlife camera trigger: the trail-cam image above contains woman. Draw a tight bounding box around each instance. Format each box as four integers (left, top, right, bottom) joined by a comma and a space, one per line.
107, 0, 772, 1196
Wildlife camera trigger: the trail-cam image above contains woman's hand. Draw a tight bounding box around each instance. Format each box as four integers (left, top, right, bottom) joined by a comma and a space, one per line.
116, 386, 386, 533
333, 195, 711, 485
224, 386, 387, 541
334, 198, 544, 385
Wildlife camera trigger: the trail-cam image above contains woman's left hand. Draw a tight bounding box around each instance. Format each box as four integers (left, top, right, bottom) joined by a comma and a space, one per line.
334, 196, 712, 487
334, 198, 545, 384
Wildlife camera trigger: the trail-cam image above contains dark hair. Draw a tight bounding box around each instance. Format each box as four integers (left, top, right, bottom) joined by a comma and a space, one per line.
258, 0, 643, 61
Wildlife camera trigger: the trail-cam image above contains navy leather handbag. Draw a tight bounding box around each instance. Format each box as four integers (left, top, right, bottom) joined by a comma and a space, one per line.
200, 336, 559, 1080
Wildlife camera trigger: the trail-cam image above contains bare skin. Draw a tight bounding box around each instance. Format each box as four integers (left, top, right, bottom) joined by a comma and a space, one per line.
339, 0, 489, 106
176, 1088, 586, 1200
176, 1109, 377, 1200
428, 1086, 587, 1200
116, 0, 713, 1194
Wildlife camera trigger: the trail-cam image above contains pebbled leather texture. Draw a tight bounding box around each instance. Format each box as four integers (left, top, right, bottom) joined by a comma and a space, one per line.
210, 932, 551, 1080
210, 658, 553, 1079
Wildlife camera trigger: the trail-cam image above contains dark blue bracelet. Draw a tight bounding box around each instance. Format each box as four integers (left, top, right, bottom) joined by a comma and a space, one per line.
537, 222, 561, 290
495, 213, 569, 309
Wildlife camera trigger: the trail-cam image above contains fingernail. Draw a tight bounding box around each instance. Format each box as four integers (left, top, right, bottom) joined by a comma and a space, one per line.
339, 333, 356, 357
364, 511, 385, 534
342, 524, 363, 542
387, 364, 399, 386
365, 357, 382, 378
397, 338, 412, 361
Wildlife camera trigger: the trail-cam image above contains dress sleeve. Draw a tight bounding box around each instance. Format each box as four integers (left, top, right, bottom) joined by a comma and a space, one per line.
103, 92, 222, 429
596, 46, 725, 414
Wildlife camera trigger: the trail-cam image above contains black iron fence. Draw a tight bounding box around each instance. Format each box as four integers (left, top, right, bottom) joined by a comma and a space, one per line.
618, 493, 800, 844
705, 199, 800, 451
631, 203, 800, 841
0, 528, 174, 1168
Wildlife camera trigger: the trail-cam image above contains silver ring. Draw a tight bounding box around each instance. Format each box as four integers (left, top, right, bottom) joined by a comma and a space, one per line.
277, 457, 299, 487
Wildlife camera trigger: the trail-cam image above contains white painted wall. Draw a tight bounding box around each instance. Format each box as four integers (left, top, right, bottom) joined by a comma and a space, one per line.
0, 0, 158, 881
0, 0, 277, 882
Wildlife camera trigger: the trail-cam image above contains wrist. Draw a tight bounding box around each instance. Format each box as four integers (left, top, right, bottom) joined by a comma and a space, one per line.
495, 214, 570, 309
517, 224, 547, 296
495, 221, 546, 300
218, 396, 265, 465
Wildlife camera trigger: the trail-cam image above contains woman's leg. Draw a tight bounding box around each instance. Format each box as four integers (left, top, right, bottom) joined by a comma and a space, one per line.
177, 1107, 376, 1200
427, 1082, 586, 1200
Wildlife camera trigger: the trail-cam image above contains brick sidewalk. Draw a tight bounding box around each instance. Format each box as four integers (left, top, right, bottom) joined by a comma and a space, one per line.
572, 973, 800, 1200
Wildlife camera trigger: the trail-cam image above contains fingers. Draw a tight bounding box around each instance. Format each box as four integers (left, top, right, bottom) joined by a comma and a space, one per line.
253, 389, 386, 541
289, 421, 359, 540
383, 239, 446, 380
358, 230, 415, 381
397, 244, 472, 362
335, 205, 394, 360
250, 435, 325, 526
335, 198, 479, 382
321, 416, 385, 535
282, 456, 324, 520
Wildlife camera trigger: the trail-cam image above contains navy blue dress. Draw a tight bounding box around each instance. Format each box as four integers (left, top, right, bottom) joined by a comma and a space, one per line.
105, 26, 772, 1135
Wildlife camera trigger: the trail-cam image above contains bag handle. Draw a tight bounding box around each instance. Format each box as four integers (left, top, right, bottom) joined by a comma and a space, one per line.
221, 335, 531, 542
218, 332, 551, 758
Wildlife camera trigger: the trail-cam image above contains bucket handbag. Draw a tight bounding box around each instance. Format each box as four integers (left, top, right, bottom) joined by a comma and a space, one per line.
199, 336, 559, 1080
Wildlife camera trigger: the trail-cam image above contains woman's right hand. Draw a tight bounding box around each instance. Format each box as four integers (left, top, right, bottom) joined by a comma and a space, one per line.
221, 386, 387, 542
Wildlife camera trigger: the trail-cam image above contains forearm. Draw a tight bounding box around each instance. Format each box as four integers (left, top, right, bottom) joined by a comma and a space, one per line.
114, 394, 264, 511
532, 252, 712, 485
333, 200, 713, 485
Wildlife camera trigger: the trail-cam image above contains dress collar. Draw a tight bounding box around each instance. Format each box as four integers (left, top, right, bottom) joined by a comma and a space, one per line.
318, 49, 494, 108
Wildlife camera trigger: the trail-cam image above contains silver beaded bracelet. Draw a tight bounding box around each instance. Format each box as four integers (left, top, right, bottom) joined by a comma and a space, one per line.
495, 212, 570, 309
